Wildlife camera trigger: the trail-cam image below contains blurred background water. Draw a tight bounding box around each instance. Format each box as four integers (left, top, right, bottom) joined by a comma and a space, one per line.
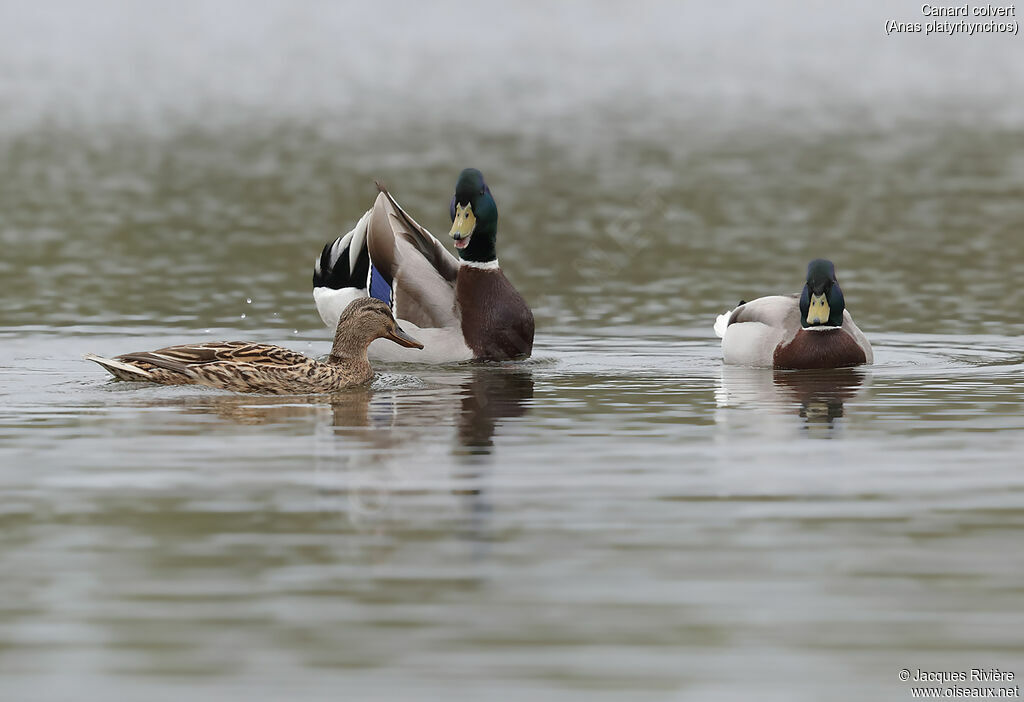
1, 1, 1023, 700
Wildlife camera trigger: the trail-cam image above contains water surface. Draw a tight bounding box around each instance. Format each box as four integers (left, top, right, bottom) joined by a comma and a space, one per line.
2, 2, 1024, 700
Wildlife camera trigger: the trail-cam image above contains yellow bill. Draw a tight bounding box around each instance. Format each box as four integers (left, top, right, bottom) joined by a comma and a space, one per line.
450, 203, 476, 249
806, 293, 830, 325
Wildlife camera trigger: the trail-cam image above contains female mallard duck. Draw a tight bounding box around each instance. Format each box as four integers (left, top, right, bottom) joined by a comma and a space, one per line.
84, 298, 423, 394
313, 168, 534, 363
714, 259, 873, 369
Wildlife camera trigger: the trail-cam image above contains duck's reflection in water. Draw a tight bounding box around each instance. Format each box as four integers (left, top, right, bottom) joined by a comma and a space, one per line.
123, 368, 532, 542
137, 368, 533, 443
120, 384, 377, 426
715, 365, 866, 437
455, 368, 535, 455
450, 369, 534, 550
773, 367, 864, 427
317, 368, 534, 542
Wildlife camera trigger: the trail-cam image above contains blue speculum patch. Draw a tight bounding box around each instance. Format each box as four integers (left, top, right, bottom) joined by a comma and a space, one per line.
368, 264, 393, 307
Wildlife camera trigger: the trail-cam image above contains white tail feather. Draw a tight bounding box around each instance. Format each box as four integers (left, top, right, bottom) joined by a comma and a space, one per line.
347, 210, 370, 276
714, 310, 734, 338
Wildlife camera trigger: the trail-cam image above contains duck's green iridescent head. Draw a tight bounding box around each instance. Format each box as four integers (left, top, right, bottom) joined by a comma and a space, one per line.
449, 168, 498, 263
799, 258, 846, 328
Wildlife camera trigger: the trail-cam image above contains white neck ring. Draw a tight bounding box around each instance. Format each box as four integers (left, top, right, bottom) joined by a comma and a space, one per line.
459, 258, 500, 270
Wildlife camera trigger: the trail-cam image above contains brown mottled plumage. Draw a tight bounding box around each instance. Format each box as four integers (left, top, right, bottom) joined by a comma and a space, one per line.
85, 298, 422, 394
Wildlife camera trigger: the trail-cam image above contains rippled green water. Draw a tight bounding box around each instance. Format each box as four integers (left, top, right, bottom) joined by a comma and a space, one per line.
2, 2, 1024, 700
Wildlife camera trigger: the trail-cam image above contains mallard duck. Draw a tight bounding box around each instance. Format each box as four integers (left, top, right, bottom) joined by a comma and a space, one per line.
714, 259, 873, 369
313, 168, 534, 363
85, 298, 423, 394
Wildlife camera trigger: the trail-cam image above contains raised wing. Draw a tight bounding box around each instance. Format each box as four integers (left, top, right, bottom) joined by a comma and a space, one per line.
367, 186, 460, 329
375, 182, 460, 282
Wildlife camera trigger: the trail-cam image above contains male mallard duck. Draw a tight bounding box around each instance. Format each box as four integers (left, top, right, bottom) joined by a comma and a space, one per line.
313, 168, 534, 363
714, 259, 873, 369
85, 298, 423, 394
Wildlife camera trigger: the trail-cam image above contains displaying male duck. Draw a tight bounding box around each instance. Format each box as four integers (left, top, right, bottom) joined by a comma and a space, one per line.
313, 168, 534, 363
84, 298, 422, 394
714, 259, 873, 369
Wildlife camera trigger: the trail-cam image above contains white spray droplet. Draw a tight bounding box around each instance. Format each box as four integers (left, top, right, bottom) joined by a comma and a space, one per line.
246, 298, 252, 304
240, 313, 246, 319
